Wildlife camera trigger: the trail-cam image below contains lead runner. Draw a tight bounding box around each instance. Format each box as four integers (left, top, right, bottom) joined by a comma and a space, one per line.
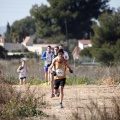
49, 49, 73, 108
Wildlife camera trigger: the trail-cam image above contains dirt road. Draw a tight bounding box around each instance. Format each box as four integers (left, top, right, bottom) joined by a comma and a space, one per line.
15, 85, 120, 120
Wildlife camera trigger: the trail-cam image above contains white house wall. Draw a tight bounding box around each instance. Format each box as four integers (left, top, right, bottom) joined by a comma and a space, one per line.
78, 43, 92, 50
0, 42, 58, 55
2, 43, 25, 51
0, 43, 4, 47
78, 43, 84, 50
25, 44, 58, 55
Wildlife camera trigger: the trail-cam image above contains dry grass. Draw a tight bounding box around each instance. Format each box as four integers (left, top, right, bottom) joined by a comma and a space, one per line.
71, 97, 120, 120
0, 84, 47, 119
1, 60, 120, 85
66, 85, 120, 120
0, 68, 47, 119
0, 60, 120, 120
0, 60, 45, 84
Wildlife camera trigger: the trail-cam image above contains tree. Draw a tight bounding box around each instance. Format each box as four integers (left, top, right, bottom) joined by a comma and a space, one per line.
30, 0, 110, 40
80, 47, 92, 58
5, 22, 12, 43
0, 46, 8, 59
11, 16, 36, 43
91, 8, 120, 66
30, 4, 62, 41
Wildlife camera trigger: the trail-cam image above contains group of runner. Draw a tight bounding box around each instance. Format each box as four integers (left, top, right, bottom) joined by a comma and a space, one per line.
41, 44, 73, 108
17, 44, 73, 108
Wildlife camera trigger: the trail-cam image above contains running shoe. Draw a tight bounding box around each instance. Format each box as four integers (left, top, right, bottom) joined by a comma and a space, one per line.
56, 92, 60, 97
59, 103, 63, 108
51, 94, 55, 98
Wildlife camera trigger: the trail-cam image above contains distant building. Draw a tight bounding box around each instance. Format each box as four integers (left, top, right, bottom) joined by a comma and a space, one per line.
78, 39, 92, 50
72, 39, 92, 60
0, 35, 4, 43
0, 35, 58, 55
72, 46, 80, 60
22, 35, 34, 46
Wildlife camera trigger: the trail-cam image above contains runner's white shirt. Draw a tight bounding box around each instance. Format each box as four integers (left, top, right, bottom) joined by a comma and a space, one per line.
63, 51, 69, 60
45, 51, 53, 66
19, 66, 27, 78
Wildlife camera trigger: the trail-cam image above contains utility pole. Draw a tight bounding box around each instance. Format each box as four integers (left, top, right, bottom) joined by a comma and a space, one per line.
65, 18, 68, 46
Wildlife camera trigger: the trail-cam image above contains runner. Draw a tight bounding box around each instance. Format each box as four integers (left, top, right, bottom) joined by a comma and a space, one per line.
49, 46, 59, 98
49, 49, 73, 108
17, 60, 28, 85
59, 44, 69, 60
41, 45, 54, 83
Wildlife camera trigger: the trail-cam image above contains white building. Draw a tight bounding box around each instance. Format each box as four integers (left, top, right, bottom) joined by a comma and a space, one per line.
78, 39, 92, 50
0, 35, 58, 55
72, 39, 92, 60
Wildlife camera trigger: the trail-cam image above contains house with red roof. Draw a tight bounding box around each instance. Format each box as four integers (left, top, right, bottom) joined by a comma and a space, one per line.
72, 39, 92, 60
72, 46, 80, 60
78, 39, 92, 50
22, 35, 58, 55
22, 35, 34, 46
0, 35, 58, 55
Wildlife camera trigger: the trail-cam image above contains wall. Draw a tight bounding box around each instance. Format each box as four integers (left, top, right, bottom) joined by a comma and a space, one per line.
26, 44, 58, 55
0, 43, 4, 47
0, 42, 58, 55
3, 43, 25, 51
78, 43, 92, 50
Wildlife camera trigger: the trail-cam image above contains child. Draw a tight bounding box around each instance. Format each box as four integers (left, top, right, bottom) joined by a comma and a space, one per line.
49, 49, 73, 108
17, 60, 28, 85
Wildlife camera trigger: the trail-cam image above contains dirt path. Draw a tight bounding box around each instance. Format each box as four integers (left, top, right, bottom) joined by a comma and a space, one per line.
14, 85, 120, 120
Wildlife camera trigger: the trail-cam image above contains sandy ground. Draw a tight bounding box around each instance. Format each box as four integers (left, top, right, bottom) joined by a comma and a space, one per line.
14, 84, 120, 120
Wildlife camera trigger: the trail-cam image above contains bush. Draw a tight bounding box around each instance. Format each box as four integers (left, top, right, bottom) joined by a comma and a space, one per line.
3, 75, 18, 84
27, 77, 44, 85
18, 106, 44, 117
0, 84, 45, 119
0, 46, 8, 59
66, 77, 94, 85
71, 97, 120, 120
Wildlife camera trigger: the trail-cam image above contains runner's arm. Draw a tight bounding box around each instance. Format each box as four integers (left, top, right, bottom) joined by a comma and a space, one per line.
64, 51, 69, 60
41, 51, 46, 60
49, 59, 55, 72
65, 60, 73, 73
17, 66, 21, 72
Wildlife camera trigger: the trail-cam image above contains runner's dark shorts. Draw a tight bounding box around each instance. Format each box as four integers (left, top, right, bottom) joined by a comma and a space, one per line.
20, 77, 26, 79
54, 78, 66, 89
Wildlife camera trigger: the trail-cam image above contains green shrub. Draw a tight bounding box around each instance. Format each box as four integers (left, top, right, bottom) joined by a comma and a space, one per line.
18, 106, 44, 117
27, 77, 44, 85
0, 84, 45, 119
66, 77, 94, 85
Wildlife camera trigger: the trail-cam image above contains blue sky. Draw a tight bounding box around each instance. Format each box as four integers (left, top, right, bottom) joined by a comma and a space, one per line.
0, 0, 120, 27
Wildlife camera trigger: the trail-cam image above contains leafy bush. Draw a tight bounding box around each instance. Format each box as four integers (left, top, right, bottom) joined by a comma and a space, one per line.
18, 106, 44, 117
0, 84, 45, 119
0, 46, 8, 59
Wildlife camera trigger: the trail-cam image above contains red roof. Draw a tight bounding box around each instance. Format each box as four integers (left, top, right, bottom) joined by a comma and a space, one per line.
23, 36, 30, 44
78, 39, 91, 44
72, 46, 80, 55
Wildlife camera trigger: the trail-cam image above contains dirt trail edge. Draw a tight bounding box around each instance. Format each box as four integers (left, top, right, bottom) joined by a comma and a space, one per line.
13, 85, 120, 120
